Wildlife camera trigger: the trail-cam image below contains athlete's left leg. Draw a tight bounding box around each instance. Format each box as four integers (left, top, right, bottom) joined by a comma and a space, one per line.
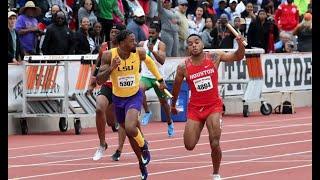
206, 112, 223, 178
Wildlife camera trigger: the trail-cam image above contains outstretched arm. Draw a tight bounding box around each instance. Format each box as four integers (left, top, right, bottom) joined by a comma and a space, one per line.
171, 63, 186, 114
139, 48, 163, 81
218, 36, 245, 63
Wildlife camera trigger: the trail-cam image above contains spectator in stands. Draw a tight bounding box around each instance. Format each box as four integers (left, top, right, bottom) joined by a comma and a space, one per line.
127, 8, 149, 43
74, 17, 95, 54
212, 13, 235, 48
293, 12, 312, 52
113, 0, 125, 25
274, 31, 292, 52
188, 6, 206, 35
41, 11, 74, 55
90, 22, 105, 54
241, 2, 256, 37
275, 40, 294, 53
78, 0, 97, 28
158, 0, 180, 57
199, 1, 215, 18
215, 0, 231, 20
148, 0, 159, 22
8, 11, 24, 64
175, 0, 189, 56
225, 0, 241, 19
201, 16, 216, 49
15, 1, 43, 55
247, 9, 279, 53
33, 0, 50, 21
274, 0, 299, 33
97, 0, 124, 42
42, 4, 61, 26
232, 16, 246, 48
138, 0, 150, 16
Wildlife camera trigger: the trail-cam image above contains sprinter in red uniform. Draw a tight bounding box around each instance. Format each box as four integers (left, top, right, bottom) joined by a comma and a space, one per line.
171, 33, 245, 180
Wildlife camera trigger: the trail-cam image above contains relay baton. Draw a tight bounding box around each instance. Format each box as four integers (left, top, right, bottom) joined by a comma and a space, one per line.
226, 23, 248, 46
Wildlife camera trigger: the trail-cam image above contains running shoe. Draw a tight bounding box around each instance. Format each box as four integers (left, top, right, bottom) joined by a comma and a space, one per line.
141, 140, 151, 166
141, 111, 152, 125
111, 149, 121, 161
212, 174, 221, 180
139, 162, 148, 180
92, 143, 108, 161
167, 123, 175, 137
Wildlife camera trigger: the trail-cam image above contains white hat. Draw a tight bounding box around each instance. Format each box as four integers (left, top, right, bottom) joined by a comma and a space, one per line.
8, 11, 17, 18
229, 0, 238, 4
134, 8, 145, 17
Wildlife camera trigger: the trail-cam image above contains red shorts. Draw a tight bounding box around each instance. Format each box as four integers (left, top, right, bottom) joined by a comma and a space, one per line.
187, 103, 223, 122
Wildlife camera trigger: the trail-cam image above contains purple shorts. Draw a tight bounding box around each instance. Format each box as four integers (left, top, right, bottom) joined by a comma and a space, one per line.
112, 89, 143, 124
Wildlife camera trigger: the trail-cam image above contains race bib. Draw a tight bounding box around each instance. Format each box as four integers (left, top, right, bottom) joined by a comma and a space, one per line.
193, 76, 213, 92
118, 75, 135, 88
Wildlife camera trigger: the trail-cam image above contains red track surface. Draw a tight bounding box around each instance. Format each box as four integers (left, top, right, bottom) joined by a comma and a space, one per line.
8, 107, 312, 180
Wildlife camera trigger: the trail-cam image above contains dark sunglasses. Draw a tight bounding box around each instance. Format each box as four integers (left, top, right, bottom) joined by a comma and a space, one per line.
180, 4, 188, 6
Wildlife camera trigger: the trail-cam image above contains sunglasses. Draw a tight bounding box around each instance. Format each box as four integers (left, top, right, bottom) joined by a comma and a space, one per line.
180, 4, 188, 6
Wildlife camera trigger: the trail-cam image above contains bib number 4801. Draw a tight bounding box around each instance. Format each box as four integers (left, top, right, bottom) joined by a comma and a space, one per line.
193, 76, 213, 92
197, 82, 211, 90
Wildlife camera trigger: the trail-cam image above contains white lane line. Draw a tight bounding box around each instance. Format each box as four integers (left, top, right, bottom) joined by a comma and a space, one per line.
8, 140, 311, 179
8, 123, 311, 159
9, 160, 312, 167
222, 164, 312, 179
9, 116, 311, 150
108, 151, 312, 180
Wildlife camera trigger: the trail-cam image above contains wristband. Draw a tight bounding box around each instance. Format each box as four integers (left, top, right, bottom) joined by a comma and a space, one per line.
158, 78, 164, 83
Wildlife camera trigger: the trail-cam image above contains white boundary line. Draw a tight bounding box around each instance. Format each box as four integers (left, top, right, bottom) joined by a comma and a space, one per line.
9, 130, 311, 167
108, 150, 312, 180
8, 139, 311, 179
8, 116, 311, 150
8, 123, 311, 159
222, 164, 312, 179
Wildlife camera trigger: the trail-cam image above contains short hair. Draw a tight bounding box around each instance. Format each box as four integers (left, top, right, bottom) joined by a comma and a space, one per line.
149, 22, 161, 33
187, 34, 202, 41
116, 30, 134, 43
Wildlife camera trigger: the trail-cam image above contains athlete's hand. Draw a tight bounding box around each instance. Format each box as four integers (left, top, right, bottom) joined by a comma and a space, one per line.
171, 106, 179, 115
87, 76, 96, 94
111, 56, 121, 70
158, 81, 167, 91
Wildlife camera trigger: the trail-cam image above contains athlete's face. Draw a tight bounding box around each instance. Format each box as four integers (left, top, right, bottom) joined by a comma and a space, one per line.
110, 29, 120, 42
187, 36, 203, 56
148, 28, 159, 41
124, 34, 137, 53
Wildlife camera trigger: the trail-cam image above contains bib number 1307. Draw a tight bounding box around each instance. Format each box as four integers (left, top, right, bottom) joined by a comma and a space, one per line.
118, 75, 135, 88
193, 76, 213, 92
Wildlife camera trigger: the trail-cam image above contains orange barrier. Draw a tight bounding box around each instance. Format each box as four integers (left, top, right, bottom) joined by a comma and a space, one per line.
246, 54, 263, 79
75, 64, 93, 91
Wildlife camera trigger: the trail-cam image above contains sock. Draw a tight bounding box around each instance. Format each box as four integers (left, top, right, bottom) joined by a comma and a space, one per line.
133, 128, 145, 147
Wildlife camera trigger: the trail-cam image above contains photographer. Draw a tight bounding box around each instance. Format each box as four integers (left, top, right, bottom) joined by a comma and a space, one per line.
275, 40, 295, 53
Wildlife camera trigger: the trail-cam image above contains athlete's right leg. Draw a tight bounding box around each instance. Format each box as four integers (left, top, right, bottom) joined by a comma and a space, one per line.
140, 77, 153, 125
93, 94, 109, 161
184, 119, 205, 151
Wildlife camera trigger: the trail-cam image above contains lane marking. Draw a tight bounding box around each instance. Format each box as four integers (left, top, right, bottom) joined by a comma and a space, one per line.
8, 123, 311, 159
222, 164, 312, 179
9, 116, 311, 150
8, 140, 311, 179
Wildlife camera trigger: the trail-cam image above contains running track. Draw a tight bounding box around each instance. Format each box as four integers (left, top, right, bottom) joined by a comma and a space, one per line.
8, 107, 312, 180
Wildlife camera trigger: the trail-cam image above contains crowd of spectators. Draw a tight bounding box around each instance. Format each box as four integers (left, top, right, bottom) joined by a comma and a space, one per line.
8, 0, 312, 64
